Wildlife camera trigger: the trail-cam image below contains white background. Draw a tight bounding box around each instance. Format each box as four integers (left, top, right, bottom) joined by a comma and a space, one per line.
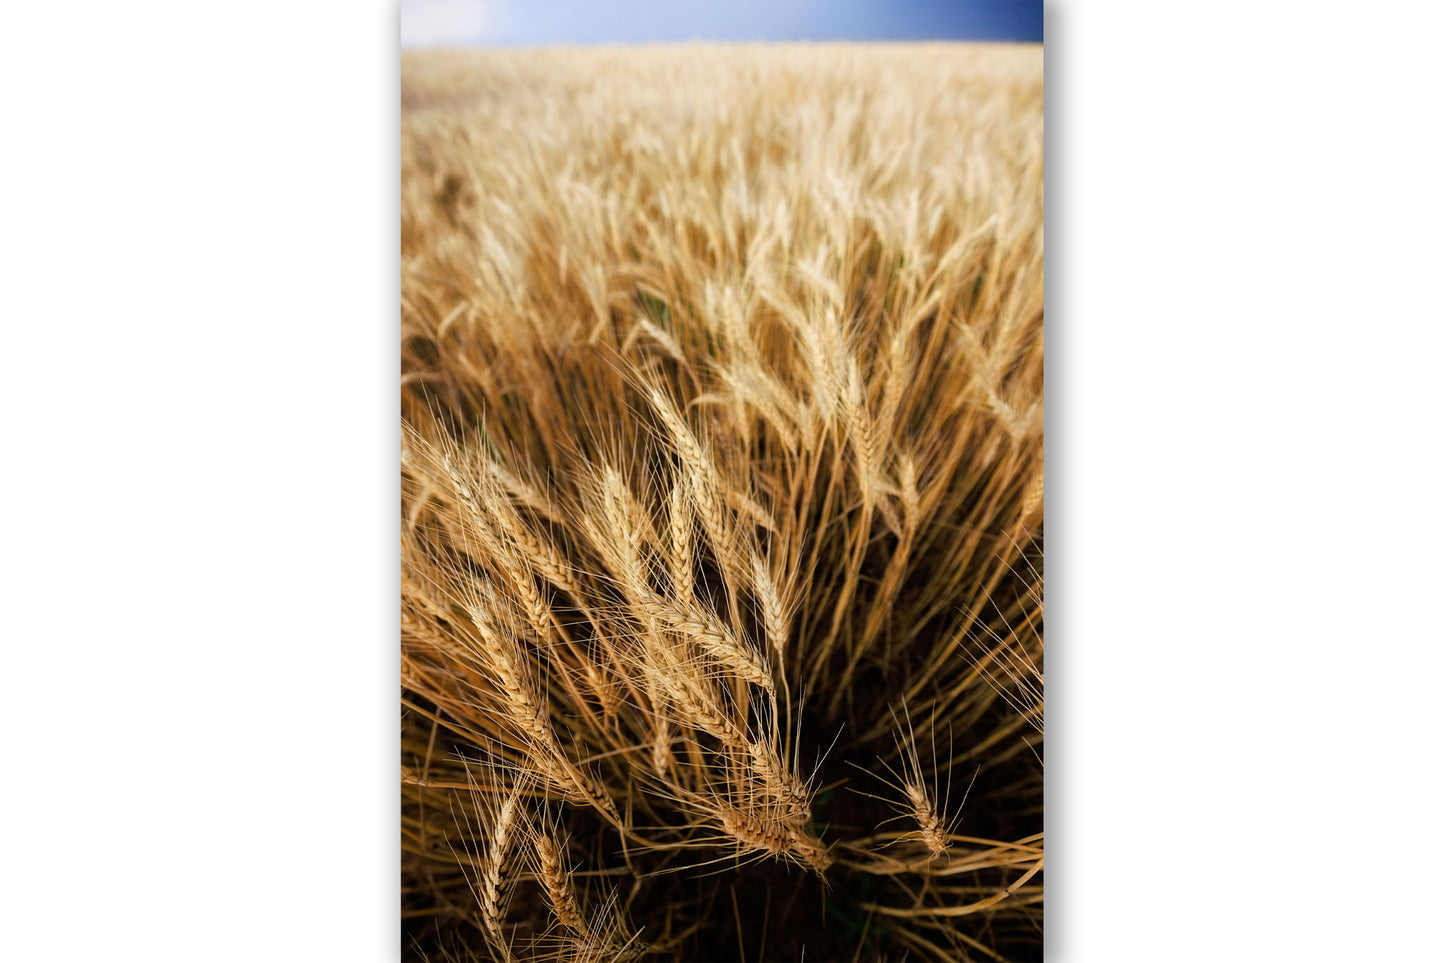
2, 2, 1441, 959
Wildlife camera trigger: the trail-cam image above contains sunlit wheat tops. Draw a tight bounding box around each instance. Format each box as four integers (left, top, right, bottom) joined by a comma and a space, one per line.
403, 42, 1042, 962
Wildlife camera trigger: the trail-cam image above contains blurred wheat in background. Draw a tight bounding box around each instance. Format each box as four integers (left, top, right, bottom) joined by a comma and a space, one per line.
401, 43, 1043, 961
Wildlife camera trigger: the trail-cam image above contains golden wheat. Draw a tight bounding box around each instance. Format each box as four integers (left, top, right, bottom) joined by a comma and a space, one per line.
402, 42, 1043, 962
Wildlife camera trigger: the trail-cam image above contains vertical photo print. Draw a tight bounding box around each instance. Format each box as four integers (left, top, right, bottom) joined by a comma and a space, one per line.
400, 3, 1043, 959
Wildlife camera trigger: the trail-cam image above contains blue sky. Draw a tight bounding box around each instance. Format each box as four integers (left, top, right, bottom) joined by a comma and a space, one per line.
400, 0, 1043, 48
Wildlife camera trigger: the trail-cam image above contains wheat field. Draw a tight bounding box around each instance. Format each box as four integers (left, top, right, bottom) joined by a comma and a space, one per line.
401, 43, 1043, 961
